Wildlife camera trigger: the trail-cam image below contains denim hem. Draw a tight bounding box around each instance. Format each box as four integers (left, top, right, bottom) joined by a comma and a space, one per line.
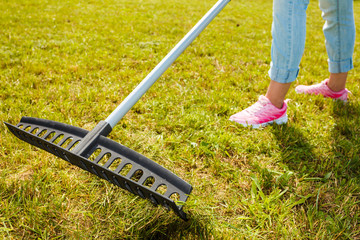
268, 63, 299, 84
328, 58, 354, 73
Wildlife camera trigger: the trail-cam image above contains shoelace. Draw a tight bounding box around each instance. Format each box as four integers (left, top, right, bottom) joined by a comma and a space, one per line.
305, 80, 348, 94
306, 81, 327, 93
244, 99, 269, 115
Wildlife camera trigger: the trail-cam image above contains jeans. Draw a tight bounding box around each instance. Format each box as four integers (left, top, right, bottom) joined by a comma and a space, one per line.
269, 0, 356, 84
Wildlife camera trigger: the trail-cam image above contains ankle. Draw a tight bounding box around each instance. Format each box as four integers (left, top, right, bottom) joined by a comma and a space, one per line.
327, 73, 347, 92
265, 80, 291, 109
265, 95, 283, 109
326, 81, 345, 92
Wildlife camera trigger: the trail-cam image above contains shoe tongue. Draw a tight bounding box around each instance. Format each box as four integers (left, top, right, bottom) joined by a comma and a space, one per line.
258, 95, 271, 105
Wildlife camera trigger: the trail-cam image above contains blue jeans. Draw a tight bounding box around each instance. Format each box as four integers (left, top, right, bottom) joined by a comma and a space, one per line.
269, 0, 356, 84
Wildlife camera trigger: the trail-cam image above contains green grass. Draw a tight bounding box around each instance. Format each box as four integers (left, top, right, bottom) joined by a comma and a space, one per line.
1, 0, 360, 239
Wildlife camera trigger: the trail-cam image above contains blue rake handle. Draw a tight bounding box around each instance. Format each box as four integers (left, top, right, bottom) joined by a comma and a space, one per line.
105, 0, 230, 128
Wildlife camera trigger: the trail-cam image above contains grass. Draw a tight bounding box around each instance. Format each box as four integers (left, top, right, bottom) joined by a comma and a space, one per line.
1, 0, 360, 239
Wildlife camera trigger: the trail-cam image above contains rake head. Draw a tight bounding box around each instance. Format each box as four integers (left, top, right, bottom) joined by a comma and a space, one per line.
5, 117, 192, 220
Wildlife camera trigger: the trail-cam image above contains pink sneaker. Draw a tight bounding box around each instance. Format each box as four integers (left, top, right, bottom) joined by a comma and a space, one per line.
229, 95, 289, 128
295, 79, 350, 102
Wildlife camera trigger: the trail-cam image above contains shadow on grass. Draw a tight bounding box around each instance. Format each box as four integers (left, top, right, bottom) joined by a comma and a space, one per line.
127, 213, 211, 240
331, 101, 360, 178
271, 124, 318, 175
226, 99, 360, 238
270, 100, 360, 178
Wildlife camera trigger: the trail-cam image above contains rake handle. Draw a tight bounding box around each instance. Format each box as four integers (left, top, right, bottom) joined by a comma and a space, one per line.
105, 0, 230, 128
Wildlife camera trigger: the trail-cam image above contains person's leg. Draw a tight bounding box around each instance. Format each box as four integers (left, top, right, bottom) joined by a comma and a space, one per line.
267, 0, 309, 107
230, 0, 309, 127
322, 0, 355, 92
265, 81, 292, 109
321, 0, 355, 79
328, 72, 347, 92
295, 0, 355, 101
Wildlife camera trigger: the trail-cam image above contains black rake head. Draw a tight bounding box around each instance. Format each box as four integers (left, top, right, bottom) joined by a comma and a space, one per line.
5, 117, 192, 220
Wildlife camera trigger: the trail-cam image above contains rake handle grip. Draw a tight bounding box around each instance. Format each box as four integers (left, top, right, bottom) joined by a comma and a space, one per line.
105, 0, 230, 128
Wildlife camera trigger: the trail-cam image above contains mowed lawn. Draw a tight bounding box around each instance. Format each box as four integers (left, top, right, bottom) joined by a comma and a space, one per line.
1, 0, 360, 239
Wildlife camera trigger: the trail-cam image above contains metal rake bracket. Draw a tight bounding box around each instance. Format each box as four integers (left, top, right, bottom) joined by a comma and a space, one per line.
5, 117, 192, 220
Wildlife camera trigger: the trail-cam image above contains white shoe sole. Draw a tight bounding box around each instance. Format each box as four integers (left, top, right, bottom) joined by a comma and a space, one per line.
231, 115, 288, 129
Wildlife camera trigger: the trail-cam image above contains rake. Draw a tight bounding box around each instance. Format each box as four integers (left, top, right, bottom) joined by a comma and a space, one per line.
4, 0, 230, 220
